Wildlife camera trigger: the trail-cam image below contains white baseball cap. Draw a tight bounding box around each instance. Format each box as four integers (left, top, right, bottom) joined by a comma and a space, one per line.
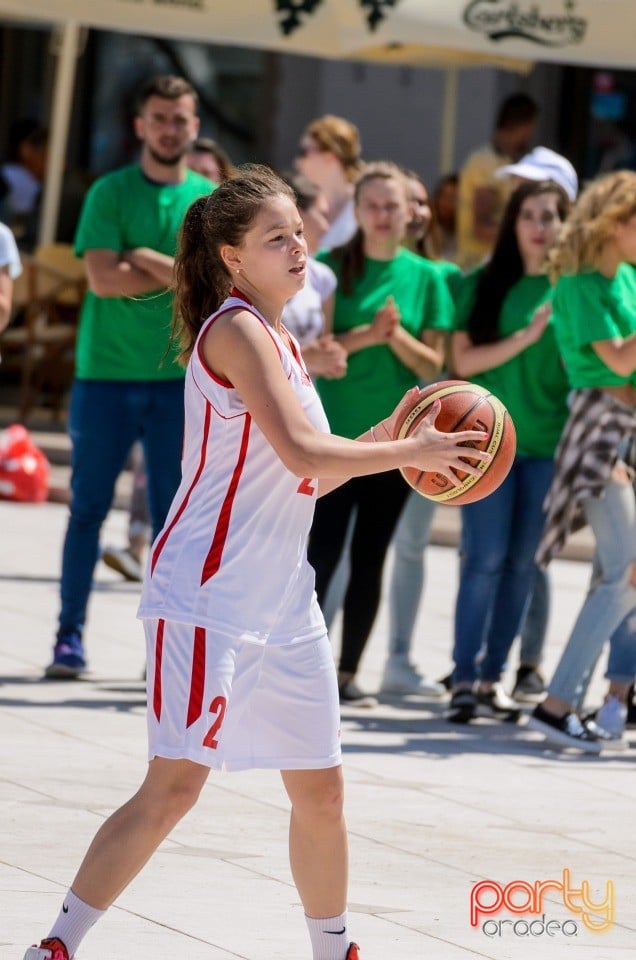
496, 146, 578, 201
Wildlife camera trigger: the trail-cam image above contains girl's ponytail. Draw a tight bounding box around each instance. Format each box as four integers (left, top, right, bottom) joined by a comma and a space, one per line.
172, 165, 296, 363
173, 196, 230, 363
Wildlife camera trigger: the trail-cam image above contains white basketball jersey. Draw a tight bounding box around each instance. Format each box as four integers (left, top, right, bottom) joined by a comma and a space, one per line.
138, 293, 330, 645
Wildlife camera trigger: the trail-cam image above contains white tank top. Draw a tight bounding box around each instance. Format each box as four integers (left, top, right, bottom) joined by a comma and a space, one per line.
138, 293, 330, 645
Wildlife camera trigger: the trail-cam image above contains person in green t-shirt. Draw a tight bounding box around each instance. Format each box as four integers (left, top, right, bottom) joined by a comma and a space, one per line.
447, 179, 571, 724
381, 169, 462, 698
529, 171, 636, 752
308, 162, 455, 706
45, 75, 214, 680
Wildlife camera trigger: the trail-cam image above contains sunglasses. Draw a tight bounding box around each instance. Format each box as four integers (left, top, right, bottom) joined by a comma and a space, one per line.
297, 142, 324, 158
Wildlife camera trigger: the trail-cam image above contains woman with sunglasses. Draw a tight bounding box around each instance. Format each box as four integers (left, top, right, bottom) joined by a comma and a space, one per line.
295, 115, 363, 251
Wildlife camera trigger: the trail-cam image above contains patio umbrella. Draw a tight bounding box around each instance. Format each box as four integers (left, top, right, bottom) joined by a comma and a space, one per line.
0, 0, 632, 67
1, 0, 632, 242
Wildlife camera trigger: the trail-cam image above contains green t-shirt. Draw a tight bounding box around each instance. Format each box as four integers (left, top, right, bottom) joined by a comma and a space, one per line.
428, 258, 464, 304
551, 265, 636, 389
74, 165, 214, 380
454, 270, 569, 457
316, 247, 454, 438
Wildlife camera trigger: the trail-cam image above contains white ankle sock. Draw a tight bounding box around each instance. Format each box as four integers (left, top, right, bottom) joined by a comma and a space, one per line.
305, 910, 349, 960
48, 889, 106, 958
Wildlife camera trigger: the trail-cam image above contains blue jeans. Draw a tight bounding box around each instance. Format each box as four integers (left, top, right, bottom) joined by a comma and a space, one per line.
570, 557, 636, 711
453, 455, 555, 685
518, 566, 549, 667
606, 610, 636, 685
388, 489, 437, 657
549, 475, 636, 708
58, 379, 185, 636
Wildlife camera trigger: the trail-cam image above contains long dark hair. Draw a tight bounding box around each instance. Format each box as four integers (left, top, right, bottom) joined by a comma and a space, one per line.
172, 164, 295, 363
332, 161, 407, 296
467, 180, 570, 345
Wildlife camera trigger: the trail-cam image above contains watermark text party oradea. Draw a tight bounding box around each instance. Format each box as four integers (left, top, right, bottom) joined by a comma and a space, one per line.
470, 868, 615, 938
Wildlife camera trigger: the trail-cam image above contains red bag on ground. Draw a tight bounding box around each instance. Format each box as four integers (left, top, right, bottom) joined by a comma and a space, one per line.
0, 424, 50, 502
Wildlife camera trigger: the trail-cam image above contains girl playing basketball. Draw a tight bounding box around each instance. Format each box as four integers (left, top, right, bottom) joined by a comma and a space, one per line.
23, 165, 490, 960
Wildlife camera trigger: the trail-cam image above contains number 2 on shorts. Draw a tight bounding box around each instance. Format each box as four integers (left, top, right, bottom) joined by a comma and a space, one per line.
202, 695, 227, 749
297, 477, 316, 496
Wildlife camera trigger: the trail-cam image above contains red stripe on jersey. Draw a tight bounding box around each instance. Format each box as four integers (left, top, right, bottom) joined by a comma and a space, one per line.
200, 413, 251, 585
281, 323, 312, 385
150, 401, 212, 576
153, 618, 165, 721
186, 626, 206, 727
196, 298, 267, 387
196, 306, 241, 388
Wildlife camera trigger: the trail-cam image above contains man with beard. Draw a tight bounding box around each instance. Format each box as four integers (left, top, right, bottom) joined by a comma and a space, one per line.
45, 75, 213, 679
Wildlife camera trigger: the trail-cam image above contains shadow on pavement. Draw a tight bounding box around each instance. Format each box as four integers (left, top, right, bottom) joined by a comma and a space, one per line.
0, 678, 146, 712
340, 705, 634, 763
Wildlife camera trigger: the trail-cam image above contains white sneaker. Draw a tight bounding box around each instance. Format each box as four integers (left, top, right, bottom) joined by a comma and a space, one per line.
380, 656, 446, 697
591, 696, 629, 750
595, 696, 627, 738
101, 546, 144, 582
475, 682, 521, 722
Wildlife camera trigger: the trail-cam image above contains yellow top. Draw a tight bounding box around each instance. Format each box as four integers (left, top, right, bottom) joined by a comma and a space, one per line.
456, 144, 513, 272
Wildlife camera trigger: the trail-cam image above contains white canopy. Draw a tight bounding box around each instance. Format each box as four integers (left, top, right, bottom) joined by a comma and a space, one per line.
3, 0, 634, 243
1, 0, 634, 70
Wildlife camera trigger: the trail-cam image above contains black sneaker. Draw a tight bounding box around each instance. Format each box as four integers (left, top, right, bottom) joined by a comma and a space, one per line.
527, 704, 601, 754
438, 671, 453, 691
447, 688, 477, 723
338, 679, 377, 708
512, 666, 546, 703
626, 683, 636, 729
476, 683, 522, 723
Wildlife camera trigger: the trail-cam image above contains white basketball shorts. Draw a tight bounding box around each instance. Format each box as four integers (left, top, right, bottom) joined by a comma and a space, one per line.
144, 618, 341, 771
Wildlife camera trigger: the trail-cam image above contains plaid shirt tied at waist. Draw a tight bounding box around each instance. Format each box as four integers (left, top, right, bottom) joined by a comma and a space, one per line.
536, 388, 636, 568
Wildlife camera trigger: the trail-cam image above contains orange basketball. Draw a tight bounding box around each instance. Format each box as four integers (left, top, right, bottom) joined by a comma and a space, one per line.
392, 380, 516, 505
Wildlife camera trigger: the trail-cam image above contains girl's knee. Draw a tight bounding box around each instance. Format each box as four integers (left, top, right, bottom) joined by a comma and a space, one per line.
141, 762, 208, 824
306, 784, 344, 822
165, 779, 204, 819
463, 552, 504, 577
287, 769, 345, 824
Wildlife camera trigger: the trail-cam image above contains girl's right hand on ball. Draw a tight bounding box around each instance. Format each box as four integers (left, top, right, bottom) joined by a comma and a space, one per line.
406, 400, 491, 484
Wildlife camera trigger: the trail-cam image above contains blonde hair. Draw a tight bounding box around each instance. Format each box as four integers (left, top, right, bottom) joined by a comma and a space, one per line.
306, 114, 363, 182
549, 169, 636, 282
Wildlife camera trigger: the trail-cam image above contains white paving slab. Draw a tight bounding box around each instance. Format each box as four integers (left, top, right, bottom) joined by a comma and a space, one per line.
1, 499, 635, 960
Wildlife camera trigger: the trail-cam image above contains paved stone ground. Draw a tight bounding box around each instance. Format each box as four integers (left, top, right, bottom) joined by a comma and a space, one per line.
2, 495, 635, 959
